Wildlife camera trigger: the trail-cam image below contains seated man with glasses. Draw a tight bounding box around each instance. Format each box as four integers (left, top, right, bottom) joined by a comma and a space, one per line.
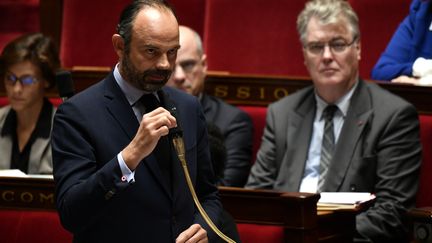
246, 0, 421, 242
167, 25, 253, 187
0, 33, 60, 174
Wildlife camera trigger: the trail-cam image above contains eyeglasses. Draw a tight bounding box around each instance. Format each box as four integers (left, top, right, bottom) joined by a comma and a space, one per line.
4, 72, 39, 86
304, 37, 358, 55
175, 60, 199, 74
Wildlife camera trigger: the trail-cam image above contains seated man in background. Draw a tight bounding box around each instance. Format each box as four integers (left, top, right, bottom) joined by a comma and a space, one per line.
371, 0, 432, 85
246, 0, 422, 242
167, 25, 253, 187
0, 33, 60, 174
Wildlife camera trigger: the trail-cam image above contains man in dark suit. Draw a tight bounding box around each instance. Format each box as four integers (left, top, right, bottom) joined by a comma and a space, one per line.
246, 0, 422, 242
167, 25, 253, 187
51, 1, 221, 242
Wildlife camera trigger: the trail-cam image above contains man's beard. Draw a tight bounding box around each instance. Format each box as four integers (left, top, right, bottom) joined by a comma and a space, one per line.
121, 53, 172, 92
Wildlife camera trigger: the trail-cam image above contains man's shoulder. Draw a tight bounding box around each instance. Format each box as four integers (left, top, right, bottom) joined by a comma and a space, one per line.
203, 95, 252, 123
206, 95, 249, 117
67, 75, 111, 105
56, 75, 112, 118
163, 86, 197, 103
270, 85, 314, 110
365, 81, 414, 108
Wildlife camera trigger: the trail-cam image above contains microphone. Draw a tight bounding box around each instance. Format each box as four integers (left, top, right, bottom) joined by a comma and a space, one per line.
157, 89, 186, 169
156, 89, 183, 139
156, 89, 235, 243
56, 70, 75, 101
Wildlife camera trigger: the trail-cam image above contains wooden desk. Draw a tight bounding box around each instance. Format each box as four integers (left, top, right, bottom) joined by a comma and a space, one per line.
220, 186, 357, 243
0, 177, 55, 211
0, 177, 358, 242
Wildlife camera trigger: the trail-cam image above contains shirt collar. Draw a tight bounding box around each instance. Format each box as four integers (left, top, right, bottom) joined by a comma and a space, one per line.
314, 80, 358, 120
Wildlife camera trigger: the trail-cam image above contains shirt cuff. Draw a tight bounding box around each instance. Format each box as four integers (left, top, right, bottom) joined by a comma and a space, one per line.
117, 153, 135, 183
413, 57, 432, 77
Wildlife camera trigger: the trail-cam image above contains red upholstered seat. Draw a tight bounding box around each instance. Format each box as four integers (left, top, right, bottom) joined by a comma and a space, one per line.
60, 0, 130, 68
204, 0, 308, 76
238, 105, 267, 163
60, 0, 206, 68
0, 96, 9, 107
348, 0, 410, 79
0, 0, 40, 52
237, 223, 284, 243
170, 0, 206, 38
0, 210, 72, 243
0, 97, 63, 107
417, 115, 432, 207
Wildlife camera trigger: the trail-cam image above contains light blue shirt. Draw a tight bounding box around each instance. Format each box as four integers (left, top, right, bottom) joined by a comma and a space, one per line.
299, 81, 358, 193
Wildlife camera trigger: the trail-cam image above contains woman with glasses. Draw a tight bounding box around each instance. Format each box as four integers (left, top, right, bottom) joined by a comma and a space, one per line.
0, 33, 60, 174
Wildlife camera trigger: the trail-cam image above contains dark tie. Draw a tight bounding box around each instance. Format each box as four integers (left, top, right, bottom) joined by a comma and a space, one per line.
317, 105, 338, 192
139, 93, 160, 113
138, 94, 172, 192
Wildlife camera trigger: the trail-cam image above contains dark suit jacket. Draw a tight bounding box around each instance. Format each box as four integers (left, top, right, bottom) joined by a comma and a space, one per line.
52, 73, 222, 242
247, 80, 421, 242
201, 94, 253, 187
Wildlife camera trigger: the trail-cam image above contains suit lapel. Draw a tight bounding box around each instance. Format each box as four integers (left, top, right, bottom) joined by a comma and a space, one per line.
103, 75, 173, 199
281, 94, 316, 191
104, 74, 139, 140
324, 80, 373, 191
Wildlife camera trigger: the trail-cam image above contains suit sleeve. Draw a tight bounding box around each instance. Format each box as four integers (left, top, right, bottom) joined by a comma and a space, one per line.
356, 103, 421, 242
221, 110, 253, 187
52, 102, 130, 234
246, 104, 279, 189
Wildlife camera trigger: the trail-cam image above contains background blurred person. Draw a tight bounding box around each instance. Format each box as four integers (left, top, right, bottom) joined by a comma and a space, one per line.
0, 32, 60, 174
371, 0, 432, 85
167, 25, 253, 187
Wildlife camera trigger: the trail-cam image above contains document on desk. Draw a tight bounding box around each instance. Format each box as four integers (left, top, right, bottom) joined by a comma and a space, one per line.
317, 192, 376, 210
0, 169, 53, 179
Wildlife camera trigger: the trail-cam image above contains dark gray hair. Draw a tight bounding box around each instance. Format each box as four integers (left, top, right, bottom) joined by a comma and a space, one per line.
297, 0, 360, 45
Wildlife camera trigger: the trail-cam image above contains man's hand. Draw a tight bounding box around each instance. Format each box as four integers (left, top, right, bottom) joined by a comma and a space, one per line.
122, 107, 177, 170
391, 75, 420, 84
176, 224, 208, 243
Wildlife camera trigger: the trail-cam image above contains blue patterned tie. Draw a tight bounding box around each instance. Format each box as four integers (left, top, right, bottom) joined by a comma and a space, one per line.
318, 105, 338, 192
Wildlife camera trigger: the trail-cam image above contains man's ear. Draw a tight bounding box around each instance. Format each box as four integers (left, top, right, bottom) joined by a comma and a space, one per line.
201, 54, 208, 74
356, 41, 361, 61
112, 34, 125, 60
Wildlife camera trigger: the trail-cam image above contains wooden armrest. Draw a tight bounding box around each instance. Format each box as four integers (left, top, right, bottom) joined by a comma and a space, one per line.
408, 207, 432, 242
409, 207, 432, 223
